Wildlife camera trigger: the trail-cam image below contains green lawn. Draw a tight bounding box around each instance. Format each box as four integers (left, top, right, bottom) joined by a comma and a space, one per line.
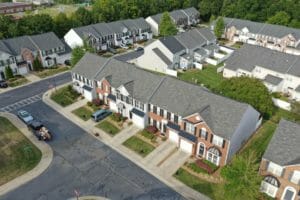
0, 117, 42, 185
7, 76, 29, 88
187, 162, 209, 174
50, 85, 80, 107
96, 121, 120, 136
138, 129, 156, 140
30, 5, 80, 17
123, 136, 155, 157
35, 66, 69, 78
178, 64, 224, 90
72, 106, 93, 121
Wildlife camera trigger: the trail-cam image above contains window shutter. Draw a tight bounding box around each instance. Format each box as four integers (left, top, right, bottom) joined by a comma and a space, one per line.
222, 139, 226, 148
183, 122, 186, 130
194, 127, 197, 135
281, 168, 286, 178
210, 134, 214, 143
205, 132, 208, 141
265, 161, 269, 171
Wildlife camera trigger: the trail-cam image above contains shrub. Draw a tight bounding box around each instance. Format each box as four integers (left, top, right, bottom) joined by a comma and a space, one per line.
111, 112, 122, 122
145, 126, 158, 134
92, 99, 103, 106
87, 101, 93, 107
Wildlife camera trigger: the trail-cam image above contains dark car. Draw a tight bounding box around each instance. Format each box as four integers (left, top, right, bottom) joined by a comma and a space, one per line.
0, 80, 8, 88
28, 120, 52, 141
135, 47, 144, 51
91, 109, 112, 122
64, 59, 71, 66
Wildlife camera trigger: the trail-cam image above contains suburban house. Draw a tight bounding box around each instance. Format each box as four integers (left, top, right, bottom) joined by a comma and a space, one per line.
0, 2, 32, 14
133, 28, 233, 76
259, 119, 300, 200
71, 52, 262, 166
215, 17, 300, 55
223, 44, 300, 101
146, 7, 200, 36
0, 32, 70, 80
64, 18, 152, 51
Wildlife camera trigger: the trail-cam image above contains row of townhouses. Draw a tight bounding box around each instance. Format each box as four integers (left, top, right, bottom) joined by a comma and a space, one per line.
223, 44, 300, 101
130, 28, 233, 76
71, 52, 262, 167
146, 7, 200, 36
0, 32, 70, 80
64, 18, 152, 51
0, 2, 32, 14
260, 119, 300, 200
215, 17, 300, 55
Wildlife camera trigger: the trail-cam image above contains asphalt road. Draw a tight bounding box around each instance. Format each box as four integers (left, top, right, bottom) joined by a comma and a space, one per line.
0, 74, 183, 200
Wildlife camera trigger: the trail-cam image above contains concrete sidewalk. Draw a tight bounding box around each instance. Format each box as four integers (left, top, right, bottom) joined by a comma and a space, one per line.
0, 112, 53, 196
42, 89, 210, 200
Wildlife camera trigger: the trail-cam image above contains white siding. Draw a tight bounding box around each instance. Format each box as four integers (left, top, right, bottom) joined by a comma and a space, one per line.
64, 29, 84, 49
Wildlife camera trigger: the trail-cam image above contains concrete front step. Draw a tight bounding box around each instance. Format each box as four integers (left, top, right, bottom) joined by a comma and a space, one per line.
142, 141, 177, 167
158, 150, 190, 177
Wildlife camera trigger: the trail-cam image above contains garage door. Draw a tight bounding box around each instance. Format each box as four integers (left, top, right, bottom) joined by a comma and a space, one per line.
169, 130, 179, 143
180, 139, 193, 154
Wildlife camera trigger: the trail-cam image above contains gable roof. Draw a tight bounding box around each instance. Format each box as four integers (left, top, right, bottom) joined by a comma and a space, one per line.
73, 25, 102, 39
107, 21, 128, 34
30, 32, 64, 51
182, 7, 199, 17
224, 17, 300, 40
225, 44, 300, 77
159, 36, 185, 54
263, 119, 300, 166
152, 47, 172, 65
92, 23, 113, 37
170, 10, 187, 21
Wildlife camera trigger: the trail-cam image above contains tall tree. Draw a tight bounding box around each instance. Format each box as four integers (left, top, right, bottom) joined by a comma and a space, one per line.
73, 7, 93, 26
267, 11, 291, 26
4, 66, 13, 79
199, 0, 223, 21
221, 152, 262, 200
54, 13, 79, 38
159, 12, 178, 36
214, 17, 225, 38
32, 57, 43, 71
217, 76, 274, 118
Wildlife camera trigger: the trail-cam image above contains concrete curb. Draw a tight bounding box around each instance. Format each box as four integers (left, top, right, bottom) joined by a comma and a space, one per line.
68, 196, 110, 200
0, 112, 53, 196
42, 88, 209, 200
0, 71, 70, 95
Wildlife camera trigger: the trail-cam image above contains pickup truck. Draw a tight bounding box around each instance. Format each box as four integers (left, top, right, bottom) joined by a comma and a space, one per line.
28, 120, 52, 141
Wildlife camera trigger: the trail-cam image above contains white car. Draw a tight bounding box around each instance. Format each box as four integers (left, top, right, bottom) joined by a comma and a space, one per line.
17, 110, 34, 124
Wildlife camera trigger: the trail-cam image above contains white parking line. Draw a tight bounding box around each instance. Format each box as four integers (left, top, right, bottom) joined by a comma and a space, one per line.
0, 94, 43, 113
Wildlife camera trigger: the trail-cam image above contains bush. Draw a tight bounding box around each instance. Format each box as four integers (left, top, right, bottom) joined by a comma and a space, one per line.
145, 126, 158, 134
111, 112, 123, 122
92, 99, 103, 106
87, 101, 93, 107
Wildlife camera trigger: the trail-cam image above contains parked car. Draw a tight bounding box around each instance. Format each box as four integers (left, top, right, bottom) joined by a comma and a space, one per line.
0, 80, 8, 88
64, 59, 71, 66
135, 47, 144, 51
91, 109, 112, 122
17, 110, 34, 124
27, 120, 52, 141
120, 43, 129, 49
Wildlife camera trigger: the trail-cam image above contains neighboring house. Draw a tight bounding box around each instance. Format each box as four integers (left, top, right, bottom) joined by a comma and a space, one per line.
259, 119, 300, 200
71, 52, 262, 166
0, 2, 32, 14
134, 28, 232, 76
0, 32, 70, 80
214, 17, 300, 56
223, 44, 300, 101
12, 0, 53, 5
146, 7, 200, 36
64, 18, 152, 51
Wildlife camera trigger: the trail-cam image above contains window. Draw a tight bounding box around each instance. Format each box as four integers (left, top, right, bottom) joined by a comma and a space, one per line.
200, 128, 207, 138
153, 106, 157, 114
290, 171, 300, 185
167, 112, 171, 120
267, 162, 283, 177
198, 143, 205, 156
174, 115, 178, 124
207, 147, 221, 166
212, 135, 224, 147
120, 94, 124, 101
260, 177, 279, 198
160, 109, 164, 117
186, 122, 194, 133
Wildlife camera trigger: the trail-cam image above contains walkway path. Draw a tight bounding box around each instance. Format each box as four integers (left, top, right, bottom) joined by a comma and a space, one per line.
43, 88, 210, 200
0, 112, 53, 196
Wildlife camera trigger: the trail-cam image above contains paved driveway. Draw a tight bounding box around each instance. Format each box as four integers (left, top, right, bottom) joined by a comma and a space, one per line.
2, 101, 183, 200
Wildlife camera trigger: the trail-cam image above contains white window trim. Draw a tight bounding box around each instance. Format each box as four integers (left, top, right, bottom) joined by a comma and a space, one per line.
212, 135, 223, 147
197, 142, 205, 157
260, 181, 278, 198
206, 152, 220, 166
267, 162, 283, 177
290, 171, 300, 185
281, 186, 296, 200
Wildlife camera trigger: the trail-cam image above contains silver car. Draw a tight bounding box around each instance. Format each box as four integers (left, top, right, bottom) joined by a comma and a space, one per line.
17, 110, 34, 124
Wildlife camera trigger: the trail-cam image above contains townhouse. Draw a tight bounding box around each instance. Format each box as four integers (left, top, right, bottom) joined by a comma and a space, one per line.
0, 2, 32, 14
259, 119, 300, 200
215, 17, 300, 55
64, 18, 152, 51
134, 28, 232, 76
146, 7, 200, 36
0, 32, 70, 80
12, 0, 53, 5
223, 44, 300, 101
71, 53, 261, 166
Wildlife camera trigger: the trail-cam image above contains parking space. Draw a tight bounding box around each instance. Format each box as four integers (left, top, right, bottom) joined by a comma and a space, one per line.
0, 94, 43, 113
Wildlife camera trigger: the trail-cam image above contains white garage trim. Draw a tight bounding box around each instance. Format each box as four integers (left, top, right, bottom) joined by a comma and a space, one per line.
180, 139, 193, 154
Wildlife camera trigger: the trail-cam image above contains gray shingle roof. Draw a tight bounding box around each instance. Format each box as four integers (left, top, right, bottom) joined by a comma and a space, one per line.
3, 36, 37, 55
225, 44, 300, 77
92, 23, 113, 37
159, 36, 185, 54
74, 53, 257, 140
121, 19, 139, 33
296, 85, 300, 92
132, 18, 151, 31
30, 32, 64, 51
196, 28, 216, 42
73, 25, 102, 39
224, 17, 300, 40
263, 119, 300, 166
175, 29, 206, 49
114, 50, 144, 62
107, 21, 128, 34
264, 74, 283, 86
0, 40, 13, 55
182, 7, 199, 17
170, 10, 187, 22
152, 47, 172, 65
150, 13, 162, 24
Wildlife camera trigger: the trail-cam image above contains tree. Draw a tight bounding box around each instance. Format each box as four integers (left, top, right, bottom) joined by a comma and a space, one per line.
218, 76, 274, 118
54, 13, 80, 38
4, 66, 13, 79
159, 12, 178, 36
73, 7, 93, 26
199, 0, 223, 21
214, 17, 225, 38
32, 57, 43, 71
221, 152, 262, 200
71, 46, 85, 67
267, 11, 291, 26
18, 14, 54, 35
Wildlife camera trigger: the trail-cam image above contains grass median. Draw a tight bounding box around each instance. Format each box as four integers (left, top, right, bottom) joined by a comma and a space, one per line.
50, 85, 80, 107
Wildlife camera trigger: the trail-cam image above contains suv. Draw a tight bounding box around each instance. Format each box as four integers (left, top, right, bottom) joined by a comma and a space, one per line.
0, 80, 8, 88
91, 109, 112, 122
